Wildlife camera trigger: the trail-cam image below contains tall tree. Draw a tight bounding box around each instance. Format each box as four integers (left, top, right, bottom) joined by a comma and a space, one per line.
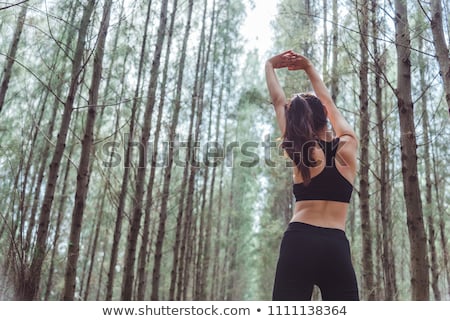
429, 0, 450, 114
150, 0, 194, 301
18, 0, 96, 300
372, 0, 397, 300
63, 0, 113, 300
394, 0, 429, 300
418, 34, 441, 301
194, 0, 216, 301
136, 0, 178, 300
330, 0, 339, 102
322, 0, 328, 80
120, 0, 169, 301
431, 134, 450, 297
357, 0, 374, 300
0, 2, 28, 113
105, 0, 153, 301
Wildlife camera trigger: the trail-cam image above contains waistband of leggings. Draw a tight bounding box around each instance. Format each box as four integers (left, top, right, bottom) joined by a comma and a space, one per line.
286, 222, 347, 239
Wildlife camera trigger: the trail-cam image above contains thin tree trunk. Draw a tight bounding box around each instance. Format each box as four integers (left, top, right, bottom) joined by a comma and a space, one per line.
225, 170, 236, 300
96, 236, 109, 300
374, 195, 383, 299
78, 218, 96, 299
105, 0, 153, 301
372, 0, 397, 300
430, 0, 450, 114
135, 0, 178, 300
357, 0, 374, 300
43, 119, 77, 300
26, 81, 60, 257
169, 93, 194, 300
21, 93, 48, 255
82, 208, 103, 301
209, 38, 229, 301
169, 3, 197, 297
330, 0, 339, 102
172, 35, 200, 300
199, 24, 219, 301
96, 0, 126, 128
84, 33, 130, 301
394, 0, 429, 300
63, 0, 112, 300
148, 0, 193, 300
120, 0, 169, 301
170, 104, 194, 299
0, 2, 28, 112
173, 31, 204, 301
185, 0, 210, 300
194, 0, 215, 300
322, 0, 328, 80
26, 0, 78, 264
418, 33, 441, 301
20, 1, 96, 300
431, 141, 450, 297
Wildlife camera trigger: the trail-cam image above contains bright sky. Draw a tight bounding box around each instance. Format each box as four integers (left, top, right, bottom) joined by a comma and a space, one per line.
241, 0, 278, 59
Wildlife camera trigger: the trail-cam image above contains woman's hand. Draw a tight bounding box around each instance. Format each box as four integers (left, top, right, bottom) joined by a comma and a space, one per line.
267, 50, 313, 72
286, 52, 313, 71
267, 50, 297, 69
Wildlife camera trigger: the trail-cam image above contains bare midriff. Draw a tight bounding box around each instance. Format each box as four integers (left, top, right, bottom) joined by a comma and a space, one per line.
291, 200, 349, 231
289, 142, 354, 231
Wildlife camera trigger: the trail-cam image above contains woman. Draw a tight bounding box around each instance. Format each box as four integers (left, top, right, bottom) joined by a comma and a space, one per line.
265, 50, 359, 301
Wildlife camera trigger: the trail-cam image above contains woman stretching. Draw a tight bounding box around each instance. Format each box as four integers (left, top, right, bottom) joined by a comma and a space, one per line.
265, 50, 359, 301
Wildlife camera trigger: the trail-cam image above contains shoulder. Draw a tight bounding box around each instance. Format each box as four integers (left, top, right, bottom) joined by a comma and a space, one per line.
337, 134, 358, 150
335, 134, 358, 171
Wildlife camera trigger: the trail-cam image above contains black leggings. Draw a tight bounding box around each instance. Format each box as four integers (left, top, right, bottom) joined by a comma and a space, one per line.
272, 222, 359, 301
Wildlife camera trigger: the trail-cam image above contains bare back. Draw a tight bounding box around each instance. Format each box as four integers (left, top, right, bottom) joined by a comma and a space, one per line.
291, 135, 357, 230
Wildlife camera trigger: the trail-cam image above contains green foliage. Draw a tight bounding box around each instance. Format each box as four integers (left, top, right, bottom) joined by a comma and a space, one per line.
0, 0, 449, 301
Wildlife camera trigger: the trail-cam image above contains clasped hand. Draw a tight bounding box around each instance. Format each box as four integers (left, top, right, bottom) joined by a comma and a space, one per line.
268, 50, 312, 71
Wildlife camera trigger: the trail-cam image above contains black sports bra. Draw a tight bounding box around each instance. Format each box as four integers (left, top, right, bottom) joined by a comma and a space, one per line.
293, 138, 353, 203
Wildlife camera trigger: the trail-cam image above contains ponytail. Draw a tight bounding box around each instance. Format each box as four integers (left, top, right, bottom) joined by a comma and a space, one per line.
282, 96, 319, 186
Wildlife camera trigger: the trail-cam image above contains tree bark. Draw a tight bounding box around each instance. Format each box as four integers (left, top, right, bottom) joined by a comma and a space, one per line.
194, 0, 216, 300
418, 33, 441, 301
322, 0, 328, 80
0, 2, 28, 113
84, 7, 129, 300
168, 0, 195, 302
209, 36, 229, 301
430, 0, 450, 114
149, 0, 193, 300
120, 0, 169, 301
394, 0, 429, 300
19, 0, 95, 300
372, 0, 397, 300
63, 0, 112, 301
43, 117, 77, 300
431, 140, 450, 297
330, 0, 339, 102
136, 0, 178, 301
357, 0, 375, 300
105, 0, 153, 301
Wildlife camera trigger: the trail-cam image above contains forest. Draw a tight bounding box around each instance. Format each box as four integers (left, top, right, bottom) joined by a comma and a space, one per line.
0, 0, 449, 301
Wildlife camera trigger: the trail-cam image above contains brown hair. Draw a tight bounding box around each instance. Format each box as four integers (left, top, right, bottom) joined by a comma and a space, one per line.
281, 94, 328, 185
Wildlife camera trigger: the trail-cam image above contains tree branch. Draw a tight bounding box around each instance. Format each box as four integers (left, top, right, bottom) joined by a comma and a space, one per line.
0, 0, 28, 11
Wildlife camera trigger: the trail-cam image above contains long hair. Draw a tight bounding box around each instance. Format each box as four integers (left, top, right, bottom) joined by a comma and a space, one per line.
281, 94, 328, 185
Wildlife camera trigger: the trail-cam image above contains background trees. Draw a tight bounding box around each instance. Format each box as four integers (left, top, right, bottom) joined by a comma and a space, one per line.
0, 0, 448, 300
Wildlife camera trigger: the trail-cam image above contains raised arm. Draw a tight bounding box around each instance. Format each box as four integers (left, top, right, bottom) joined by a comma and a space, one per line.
265, 51, 293, 134
287, 53, 357, 141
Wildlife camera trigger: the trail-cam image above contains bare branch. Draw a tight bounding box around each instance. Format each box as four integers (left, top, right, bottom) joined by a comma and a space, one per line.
0, 52, 66, 106
0, 0, 28, 11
